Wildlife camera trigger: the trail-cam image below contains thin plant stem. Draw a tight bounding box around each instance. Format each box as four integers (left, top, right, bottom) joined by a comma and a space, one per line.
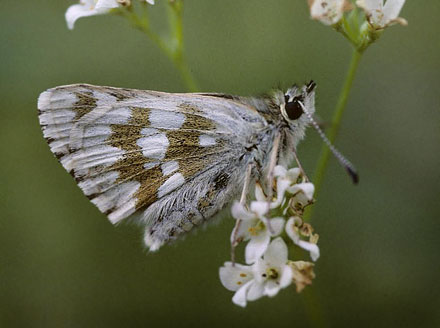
166, 1, 199, 92
304, 48, 362, 221
123, 2, 198, 92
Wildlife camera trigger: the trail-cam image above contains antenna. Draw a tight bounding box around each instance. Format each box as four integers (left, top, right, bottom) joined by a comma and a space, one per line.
298, 101, 359, 184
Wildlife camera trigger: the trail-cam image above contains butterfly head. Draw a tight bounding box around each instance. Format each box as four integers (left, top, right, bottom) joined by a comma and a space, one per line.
280, 80, 316, 129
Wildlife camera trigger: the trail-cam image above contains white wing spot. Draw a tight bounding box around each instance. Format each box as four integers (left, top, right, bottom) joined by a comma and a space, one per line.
199, 134, 217, 147
137, 133, 169, 160
149, 109, 185, 129
93, 106, 131, 125
144, 162, 160, 170
38, 89, 77, 111
94, 89, 121, 109
140, 127, 159, 136
39, 109, 76, 126
75, 125, 112, 148
157, 173, 185, 198
161, 161, 179, 176
108, 199, 137, 224
65, 145, 125, 173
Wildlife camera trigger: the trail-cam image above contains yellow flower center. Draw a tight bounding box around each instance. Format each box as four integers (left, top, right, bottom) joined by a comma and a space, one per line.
262, 268, 279, 280
248, 221, 266, 236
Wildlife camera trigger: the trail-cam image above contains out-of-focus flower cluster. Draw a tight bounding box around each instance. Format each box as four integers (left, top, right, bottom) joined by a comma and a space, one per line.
65, 0, 156, 30
308, 0, 407, 51
219, 165, 319, 307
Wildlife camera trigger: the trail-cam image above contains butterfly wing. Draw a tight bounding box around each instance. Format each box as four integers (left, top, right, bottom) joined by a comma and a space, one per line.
38, 84, 268, 250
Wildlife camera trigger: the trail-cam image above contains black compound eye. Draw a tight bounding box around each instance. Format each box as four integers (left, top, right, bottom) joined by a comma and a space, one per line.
285, 96, 304, 120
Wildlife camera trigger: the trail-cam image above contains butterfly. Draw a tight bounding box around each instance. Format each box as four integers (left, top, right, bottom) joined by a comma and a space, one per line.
38, 81, 319, 251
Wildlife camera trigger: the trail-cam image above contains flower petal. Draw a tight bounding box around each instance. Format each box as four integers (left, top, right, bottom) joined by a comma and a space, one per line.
219, 262, 253, 292
297, 240, 320, 262
252, 258, 267, 284
268, 218, 285, 236
231, 201, 255, 221
273, 178, 291, 207
310, 0, 347, 26
250, 201, 269, 217
232, 280, 253, 307
286, 218, 320, 261
245, 232, 270, 264
273, 165, 287, 177
300, 183, 315, 200
356, 0, 382, 12
279, 265, 294, 289
254, 183, 266, 202
288, 182, 314, 199
263, 280, 280, 297
96, 0, 120, 9
285, 168, 301, 182
288, 182, 315, 205
65, 1, 111, 30
230, 218, 254, 243
263, 237, 288, 267
383, 0, 405, 21
246, 280, 265, 301
357, 0, 407, 27
286, 216, 298, 235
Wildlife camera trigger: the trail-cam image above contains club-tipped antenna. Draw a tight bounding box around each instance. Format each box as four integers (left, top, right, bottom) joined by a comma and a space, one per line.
298, 101, 359, 184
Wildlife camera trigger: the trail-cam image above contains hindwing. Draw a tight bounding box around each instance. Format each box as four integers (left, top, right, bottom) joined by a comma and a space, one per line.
38, 84, 267, 249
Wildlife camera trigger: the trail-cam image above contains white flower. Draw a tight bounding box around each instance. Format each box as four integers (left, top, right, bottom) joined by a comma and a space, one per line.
219, 262, 254, 307
96, 0, 121, 8
309, 0, 351, 26
272, 165, 314, 209
219, 238, 293, 307
289, 181, 314, 207
356, 0, 407, 29
65, 0, 157, 30
231, 195, 284, 264
65, 0, 120, 30
286, 217, 320, 261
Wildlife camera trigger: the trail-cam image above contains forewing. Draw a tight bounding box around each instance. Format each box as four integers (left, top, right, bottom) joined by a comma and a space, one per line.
38, 84, 266, 226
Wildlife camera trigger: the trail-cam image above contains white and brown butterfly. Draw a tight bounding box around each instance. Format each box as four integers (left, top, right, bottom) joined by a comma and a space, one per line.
38, 82, 330, 251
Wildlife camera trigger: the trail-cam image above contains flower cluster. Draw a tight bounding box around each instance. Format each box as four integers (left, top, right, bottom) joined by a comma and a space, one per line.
66, 0, 156, 30
308, 0, 407, 51
219, 165, 319, 307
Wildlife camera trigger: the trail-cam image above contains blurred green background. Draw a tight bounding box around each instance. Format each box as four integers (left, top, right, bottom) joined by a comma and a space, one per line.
1, 0, 439, 327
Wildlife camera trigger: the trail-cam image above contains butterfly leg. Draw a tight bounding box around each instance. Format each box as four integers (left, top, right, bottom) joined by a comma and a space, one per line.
230, 162, 253, 264
293, 147, 309, 181
264, 132, 281, 234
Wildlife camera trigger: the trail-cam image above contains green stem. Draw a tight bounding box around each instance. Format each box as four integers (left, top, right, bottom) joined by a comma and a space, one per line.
123, 2, 199, 92
305, 48, 362, 221
166, 1, 199, 92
